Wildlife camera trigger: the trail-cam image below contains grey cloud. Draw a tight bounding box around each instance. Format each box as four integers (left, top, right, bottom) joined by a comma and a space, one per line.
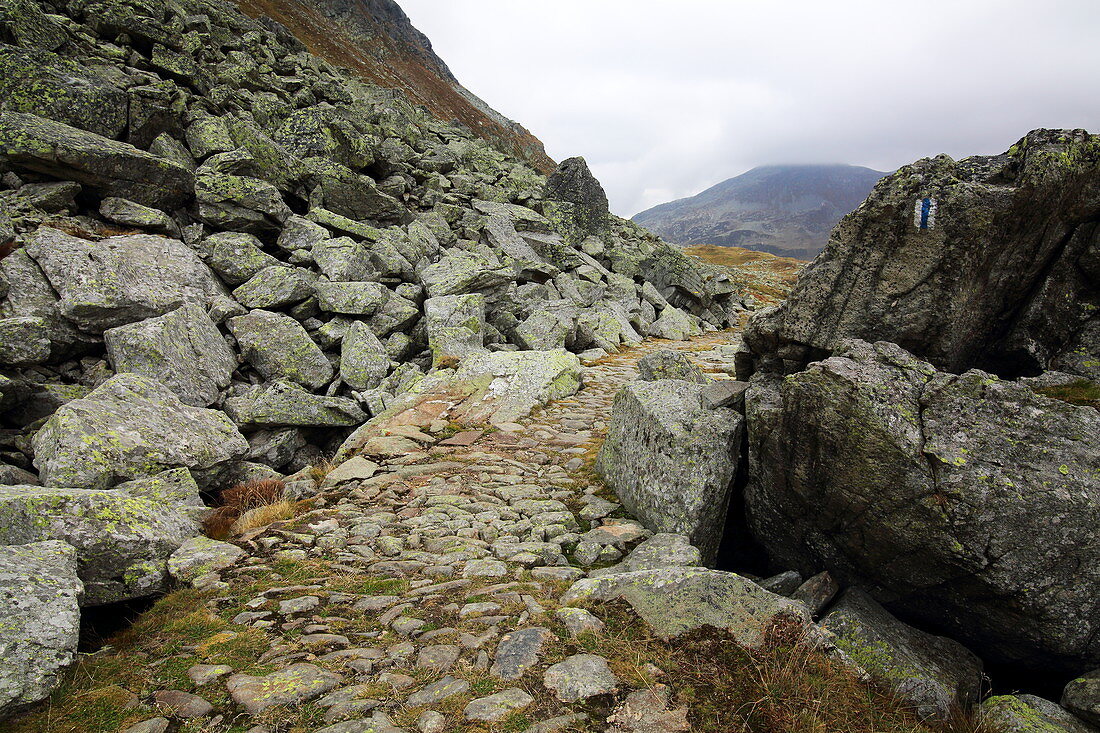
401, 0, 1100, 216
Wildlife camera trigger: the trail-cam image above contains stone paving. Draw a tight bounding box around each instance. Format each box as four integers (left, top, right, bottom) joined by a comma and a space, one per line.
128, 330, 743, 733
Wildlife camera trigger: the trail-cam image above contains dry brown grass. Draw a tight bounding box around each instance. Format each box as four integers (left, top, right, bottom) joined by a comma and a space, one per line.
232, 500, 296, 533
203, 478, 288, 540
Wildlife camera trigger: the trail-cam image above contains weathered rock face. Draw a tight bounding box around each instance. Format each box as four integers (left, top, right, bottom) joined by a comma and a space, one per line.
0, 486, 199, 605
32, 374, 249, 490
742, 130, 1100, 380
982, 694, 1100, 733
544, 157, 610, 243
104, 305, 237, 407
746, 339, 1100, 672
0, 540, 83, 718
596, 379, 742, 564
822, 588, 983, 721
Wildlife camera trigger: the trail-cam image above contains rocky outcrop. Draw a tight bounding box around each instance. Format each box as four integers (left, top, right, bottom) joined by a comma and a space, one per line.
746, 339, 1100, 673
741, 130, 1100, 380
0, 540, 83, 718
544, 156, 610, 242
596, 379, 742, 564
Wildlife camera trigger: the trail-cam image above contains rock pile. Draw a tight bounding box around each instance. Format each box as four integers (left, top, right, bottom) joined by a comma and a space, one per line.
0, 0, 746, 717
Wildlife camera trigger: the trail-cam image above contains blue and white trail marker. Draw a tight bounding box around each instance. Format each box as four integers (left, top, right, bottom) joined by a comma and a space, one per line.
914, 197, 937, 230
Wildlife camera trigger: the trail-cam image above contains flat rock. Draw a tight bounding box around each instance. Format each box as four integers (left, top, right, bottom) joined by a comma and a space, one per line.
464, 688, 534, 722
225, 380, 366, 428
590, 533, 701, 578
405, 675, 470, 707
168, 537, 246, 585
226, 663, 341, 715
491, 627, 551, 680
542, 653, 618, 703
606, 685, 691, 733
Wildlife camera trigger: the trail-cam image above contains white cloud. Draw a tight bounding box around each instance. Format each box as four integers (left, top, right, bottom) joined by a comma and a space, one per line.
400, 0, 1100, 217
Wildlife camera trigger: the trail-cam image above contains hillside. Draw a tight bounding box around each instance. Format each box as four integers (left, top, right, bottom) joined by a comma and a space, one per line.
235, 0, 554, 173
634, 164, 887, 258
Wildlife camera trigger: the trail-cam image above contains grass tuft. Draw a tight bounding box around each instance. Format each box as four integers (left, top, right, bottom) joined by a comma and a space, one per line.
203, 478, 289, 539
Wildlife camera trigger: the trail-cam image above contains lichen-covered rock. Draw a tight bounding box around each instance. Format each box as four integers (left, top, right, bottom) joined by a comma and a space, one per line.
746, 339, 1100, 672
226, 663, 341, 715
197, 232, 281, 286
315, 281, 386, 315
822, 588, 983, 720
563, 567, 809, 646
1064, 671, 1100, 727
99, 197, 179, 236
115, 468, 202, 506
0, 540, 82, 720
0, 111, 194, 208
589, 533, 701, 578
648, 306, 702, 341
168, 536, 246, 584
544, 157, 610, 243
596, 379, 741, 564
232, 266, 314, 309
0, 316, 51, 366
0, 486, 199, 604
420, 250, 512, 298
31, 373, 248, 490
742, 130, 1100, 381
104, 304, 236, 407
312, 236, 375, 282
0, 0, 67, 50
228, 310, 333, 390
0, 45, 128, 139
450, 349, 582, 424
195, 170, 291, 232
636, 350, 710, 383
24, 228, 224, 333
225, 380, 366, 427
982, 695, 1099, 733
341, 321, 390, 391
424, 293, 488, 368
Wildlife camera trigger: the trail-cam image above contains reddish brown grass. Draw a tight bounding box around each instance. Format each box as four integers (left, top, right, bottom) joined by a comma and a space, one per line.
202, 478, 286, 540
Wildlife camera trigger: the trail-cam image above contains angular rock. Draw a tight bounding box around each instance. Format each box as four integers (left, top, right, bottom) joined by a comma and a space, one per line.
198, 232, 281, 286
226, 663, 341, 715
596, 379, 742, 564
0, 541, 82, 719
195, 171, 291, 232
0, 111, 193, 208
24, 228, 223, 333
225, 380, 366, 427
105, 304, 236, 407
542, 654, 618, 703
313, 237, 375, 282
233, 266, 315, 309
315, 281, 387, 315
228, 310, 333, 390
341, 322, 390, 391
648, 306, 701, 342
0, 316, 51, 366
791, 572, 840, 617
0, 486, 200, 604
636, 350, 710, 383
32, 373, 248, 490
424, 293, 487, 368
420, 250, 512, 298
822, 588, 983, 720
606, 685, 691, 733
99, 198, 179, 236
746, 339, 1100, 672
115, 468, 202, 506
562, 568, 809, 645
544, 157, 609, 242
168, 536, 246, 584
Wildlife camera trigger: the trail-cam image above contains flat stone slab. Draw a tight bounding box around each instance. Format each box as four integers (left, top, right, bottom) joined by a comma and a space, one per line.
543, 654, 619, 702
168, 537, 245, 585
464, 687, 535, 722
491, 627, 552, 680
226, 663, 341, 715
405, 675, 470, 707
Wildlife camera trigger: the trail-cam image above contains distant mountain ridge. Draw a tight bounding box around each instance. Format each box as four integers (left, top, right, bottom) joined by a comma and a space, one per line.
633, 164, 887, 259
236, 0, 555, 172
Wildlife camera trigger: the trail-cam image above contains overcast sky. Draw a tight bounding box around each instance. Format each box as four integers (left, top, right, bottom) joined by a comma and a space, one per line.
399, 1, 1100, 218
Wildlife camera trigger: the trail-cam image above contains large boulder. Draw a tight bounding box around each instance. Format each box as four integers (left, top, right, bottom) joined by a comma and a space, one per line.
544, 156, 610, 243
746, 339, 1100, 673
0, 540, 83, 719
0, 249, 99, 356
821, 588, 983, 721
23, 228, 224, 333
0, 111, 194, 208
104, 304, 236, 407
562, 568, 809, 646
450, 350, 583, 425
596, 379, 742, 564
0, 486, 199, 604
227, 310, 333, 390
742, 129, 1100, 380
32, 374, 249, 490
982, 695, 1100, 733
340, 321, 390, 391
